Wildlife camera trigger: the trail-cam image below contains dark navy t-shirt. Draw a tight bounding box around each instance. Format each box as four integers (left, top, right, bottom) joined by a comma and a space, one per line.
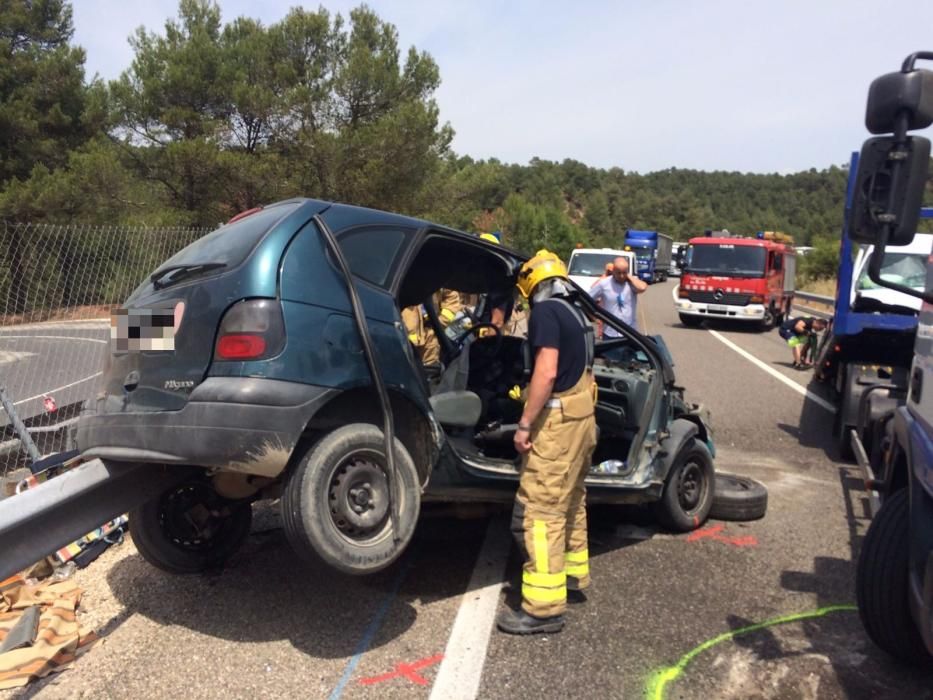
528, 298, 588, 392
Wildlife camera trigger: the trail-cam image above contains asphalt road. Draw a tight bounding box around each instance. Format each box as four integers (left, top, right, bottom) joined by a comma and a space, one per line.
5, 282, 932, 700
0, 320, 109, 425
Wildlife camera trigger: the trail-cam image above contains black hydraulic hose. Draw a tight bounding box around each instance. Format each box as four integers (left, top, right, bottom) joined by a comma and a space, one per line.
313, 215, 400, 542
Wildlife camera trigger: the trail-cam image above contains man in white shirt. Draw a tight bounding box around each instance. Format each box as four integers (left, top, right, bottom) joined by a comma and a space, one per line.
589, 257, 648, 335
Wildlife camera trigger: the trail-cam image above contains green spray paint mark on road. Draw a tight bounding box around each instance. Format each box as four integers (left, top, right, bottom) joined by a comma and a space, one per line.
644, 604, 858, 700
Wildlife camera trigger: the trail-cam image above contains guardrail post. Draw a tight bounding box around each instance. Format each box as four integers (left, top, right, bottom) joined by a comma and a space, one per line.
0, 385, 41, 464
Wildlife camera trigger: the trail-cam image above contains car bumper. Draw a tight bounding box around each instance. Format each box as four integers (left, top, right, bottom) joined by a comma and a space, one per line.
77, 378, 337, 477
676, 300, 767, 321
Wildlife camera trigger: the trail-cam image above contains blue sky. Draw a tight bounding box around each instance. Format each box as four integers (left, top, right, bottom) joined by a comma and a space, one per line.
72, 0, 933, 174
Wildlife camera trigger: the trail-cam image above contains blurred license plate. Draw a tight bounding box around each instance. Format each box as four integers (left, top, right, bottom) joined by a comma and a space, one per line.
707, 304, 728, 313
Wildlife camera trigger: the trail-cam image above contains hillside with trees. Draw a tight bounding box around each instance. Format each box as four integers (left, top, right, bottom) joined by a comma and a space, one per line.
2, 0, 930, 281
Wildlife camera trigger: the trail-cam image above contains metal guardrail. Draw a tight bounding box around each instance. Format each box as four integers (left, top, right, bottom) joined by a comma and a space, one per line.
794, 290, 835, 305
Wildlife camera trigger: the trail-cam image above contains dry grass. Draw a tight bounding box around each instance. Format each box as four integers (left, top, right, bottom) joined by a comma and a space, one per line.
0, 304, 116, 327
798, 278, 837, 297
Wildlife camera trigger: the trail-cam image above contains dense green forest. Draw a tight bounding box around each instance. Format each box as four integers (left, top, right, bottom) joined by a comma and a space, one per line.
2, 0, 926, 282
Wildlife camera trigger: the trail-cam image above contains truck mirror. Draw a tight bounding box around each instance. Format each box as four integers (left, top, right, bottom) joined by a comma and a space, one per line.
865, 66, 933, 135
847, 135, 930, 246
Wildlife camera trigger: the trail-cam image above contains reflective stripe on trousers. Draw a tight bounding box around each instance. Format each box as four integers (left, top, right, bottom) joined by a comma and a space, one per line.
513, 370, 597, 617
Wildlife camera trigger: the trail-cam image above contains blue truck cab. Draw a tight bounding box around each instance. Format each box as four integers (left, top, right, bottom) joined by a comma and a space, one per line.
847, 52, 933, 666
624, 230, 674, 284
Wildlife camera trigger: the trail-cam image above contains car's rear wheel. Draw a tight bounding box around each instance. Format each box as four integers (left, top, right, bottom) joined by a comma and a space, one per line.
654, 439, 715, 532
679, 314, 703, 328
129, 477, 252, 574
282, 424, 420, 575
856, 488, 931, 665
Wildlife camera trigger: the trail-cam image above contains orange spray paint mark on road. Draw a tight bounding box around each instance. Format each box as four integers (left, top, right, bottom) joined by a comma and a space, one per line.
686, 523, 758, 548
359, 653, 444, 687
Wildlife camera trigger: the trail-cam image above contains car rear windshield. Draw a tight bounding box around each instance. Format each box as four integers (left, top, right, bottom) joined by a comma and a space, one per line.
686, 244, 766, 277
159, 202, 300, 272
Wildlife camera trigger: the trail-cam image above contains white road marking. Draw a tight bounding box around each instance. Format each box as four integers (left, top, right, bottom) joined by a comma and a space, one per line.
430, 518, 510, 700
707, 329, 837, 413
13, 372, 103, 407
0, 335, 107, 344
0, 350, 36, 365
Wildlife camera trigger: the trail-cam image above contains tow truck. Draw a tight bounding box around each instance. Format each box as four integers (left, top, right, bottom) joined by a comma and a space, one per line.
840, 51, 933, 665
676, 231, 797, 329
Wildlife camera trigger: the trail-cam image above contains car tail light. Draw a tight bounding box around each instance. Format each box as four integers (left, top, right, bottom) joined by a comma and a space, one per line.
214, 299, 285, 361
749, 294, 764, 303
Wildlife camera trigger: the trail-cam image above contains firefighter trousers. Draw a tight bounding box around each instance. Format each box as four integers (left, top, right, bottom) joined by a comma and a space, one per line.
511, 371, 598, 618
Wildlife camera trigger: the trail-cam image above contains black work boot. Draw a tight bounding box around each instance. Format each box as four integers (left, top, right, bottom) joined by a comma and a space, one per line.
567, 576, 588, 604
497, 609, 564, 635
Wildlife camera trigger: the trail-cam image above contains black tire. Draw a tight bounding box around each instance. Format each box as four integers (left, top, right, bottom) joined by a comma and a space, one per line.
282, 423, 420, 575
834, 364, 856, 461
710, 474, 768, 521
856, 489, 931, 665
129, 478, 253, 574
679, 313, 703, 328
654, 439, 715, 532
760, 305, 777, 331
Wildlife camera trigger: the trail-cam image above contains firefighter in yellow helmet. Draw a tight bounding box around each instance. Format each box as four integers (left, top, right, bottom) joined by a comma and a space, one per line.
401, 289, 462, 366
476, 232, 514, 335
497, 250, 598, 635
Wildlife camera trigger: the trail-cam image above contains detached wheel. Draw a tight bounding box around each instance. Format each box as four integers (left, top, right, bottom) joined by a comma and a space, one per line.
679, 314, 703, 328
710, 474, 768, 521
856, 489, 931, 665
654, 439, 714, 532
282, 424, 420, 575
129, 478, 252, 574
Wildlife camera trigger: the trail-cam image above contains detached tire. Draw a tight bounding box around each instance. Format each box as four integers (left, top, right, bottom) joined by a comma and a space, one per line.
282, 424, 420, 575
654, 439, 715, 532
129, 479, 252, 574
856, 489, 931, 665
710, 474, 768, 521
679, 314, 703, 328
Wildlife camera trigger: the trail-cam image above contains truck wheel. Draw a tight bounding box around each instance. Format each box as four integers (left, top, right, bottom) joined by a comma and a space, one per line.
710, 474, 768, 521
282, 423, 420, 575
654, 439, 714, 532
679, 314, 703, 328
760, 305, 777, 330
856, 489, 931, 665
833, 371, 856, 461
129, 478, 253, 574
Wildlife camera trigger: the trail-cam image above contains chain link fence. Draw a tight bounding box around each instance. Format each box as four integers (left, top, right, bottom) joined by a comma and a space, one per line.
0, 222, 209, 476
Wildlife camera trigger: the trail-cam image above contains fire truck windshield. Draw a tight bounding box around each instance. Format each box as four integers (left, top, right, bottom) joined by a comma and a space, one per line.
686, 244, 767, 277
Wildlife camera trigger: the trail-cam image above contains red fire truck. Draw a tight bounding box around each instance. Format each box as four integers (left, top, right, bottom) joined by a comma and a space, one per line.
675, 231, 797, 329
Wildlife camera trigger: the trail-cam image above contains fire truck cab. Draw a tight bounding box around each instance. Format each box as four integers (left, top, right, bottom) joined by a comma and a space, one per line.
676, 231, 797, 329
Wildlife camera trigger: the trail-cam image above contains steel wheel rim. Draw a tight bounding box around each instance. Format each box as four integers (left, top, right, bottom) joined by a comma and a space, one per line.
326, 449, 395, 546
677, 461, 706, 514
158, 482, 236, 551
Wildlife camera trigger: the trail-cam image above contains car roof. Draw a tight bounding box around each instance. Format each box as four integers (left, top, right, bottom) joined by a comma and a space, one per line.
270, 198, 529, 261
